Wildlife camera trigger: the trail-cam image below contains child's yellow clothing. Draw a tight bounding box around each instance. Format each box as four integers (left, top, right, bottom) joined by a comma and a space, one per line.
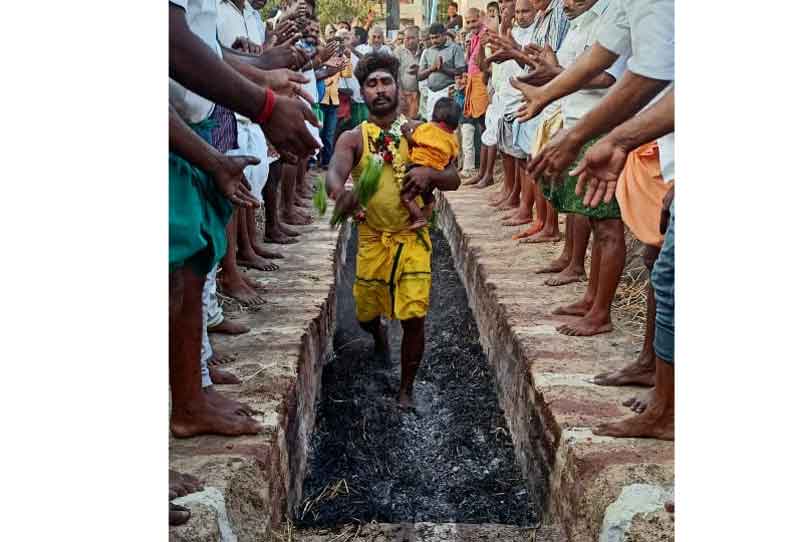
408, 123, 460, 171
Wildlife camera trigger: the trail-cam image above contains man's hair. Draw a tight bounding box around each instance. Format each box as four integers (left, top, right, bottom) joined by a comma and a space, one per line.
429, 23, 446, 36
371, 25, 385, 36
354, 52, 401, 88
449, 2, 459, 10
432, 98, 461, 130
353, 26, 368, 46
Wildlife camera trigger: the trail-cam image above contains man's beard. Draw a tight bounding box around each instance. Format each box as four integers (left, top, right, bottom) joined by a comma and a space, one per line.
366, 93, 399, 116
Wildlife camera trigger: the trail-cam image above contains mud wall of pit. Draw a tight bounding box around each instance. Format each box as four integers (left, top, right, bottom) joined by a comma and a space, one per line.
283, 222, 353, 524
435, 196, 554, 512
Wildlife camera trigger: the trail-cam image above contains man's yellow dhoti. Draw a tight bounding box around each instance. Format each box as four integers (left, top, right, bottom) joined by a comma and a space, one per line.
351, 120, 432, 322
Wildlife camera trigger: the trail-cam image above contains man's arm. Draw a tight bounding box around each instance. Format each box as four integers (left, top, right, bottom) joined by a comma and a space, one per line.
510, 43, 619, 121
169, 105, 259, 208
169, 4, 264, 119
401, 162, 461, 198
526, 70, 670, 180
571, 88, 674, 207
325, 129, 361, 198
602, 87, 674, 152
565, 71, 670, 150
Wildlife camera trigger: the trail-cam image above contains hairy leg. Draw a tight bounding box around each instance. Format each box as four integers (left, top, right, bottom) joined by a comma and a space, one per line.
557, 218, 625, 336
398, 317, 426, 410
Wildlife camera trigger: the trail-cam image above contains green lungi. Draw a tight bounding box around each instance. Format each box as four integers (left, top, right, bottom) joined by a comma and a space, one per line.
339, 102, 369, 132
542, 138, 621, 220
169, 119, 233, 274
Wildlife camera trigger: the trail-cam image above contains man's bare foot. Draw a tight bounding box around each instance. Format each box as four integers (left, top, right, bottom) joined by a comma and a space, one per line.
552, 298, 593, 317
536, 257, 570, 274
462, 174, 482, 186
283, 212, 312, 226
398, 390, 416, 410
545, 268, 586, 286
170, 400, 263, 438
474, 176, 494, 188
240, 273, 266, 292
512, 222, 544, 240
593, 395, 674, 441
237, 252, 279, 272
278, 224, 301, 236
208, 318, 250, 335
208, 346, 236, 366
622, 388, 654, 413
593, 355, 656, 387
169, 470, 203, 498
503, 214, 534, 227
204, 386, 258, 416
170, 503, 191, 526
209, 366, 241, 385
520, 231, 562, 244
264, 232, 299, 244
557, 313, 613, 336
252, 242, 284, 260
218, 275, 265, 306
497, 200, 520, 211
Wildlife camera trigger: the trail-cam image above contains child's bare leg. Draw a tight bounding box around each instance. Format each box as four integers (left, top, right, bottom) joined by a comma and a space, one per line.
403, 196, 428, 230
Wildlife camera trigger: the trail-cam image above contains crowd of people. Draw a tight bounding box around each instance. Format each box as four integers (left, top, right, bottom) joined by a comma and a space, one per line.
168, 0, 674, 528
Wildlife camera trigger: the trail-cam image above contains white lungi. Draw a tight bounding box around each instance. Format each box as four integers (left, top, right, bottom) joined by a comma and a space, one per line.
481, 96, 503, 147
228, 121, 269, 203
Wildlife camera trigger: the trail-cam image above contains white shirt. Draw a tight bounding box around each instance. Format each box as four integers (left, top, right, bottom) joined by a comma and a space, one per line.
169, 0, 223, 123
499, 25, 535, 115
355, 44, 392, 56
216, 0, 265, 124
558, 0, 627, 125
597, 0, 674, 180
217, 1, 265, 47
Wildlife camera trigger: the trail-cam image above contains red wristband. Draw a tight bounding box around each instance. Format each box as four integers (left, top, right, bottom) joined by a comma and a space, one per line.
255, 88, 276, 125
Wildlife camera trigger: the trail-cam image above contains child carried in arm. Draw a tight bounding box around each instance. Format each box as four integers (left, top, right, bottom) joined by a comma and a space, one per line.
400, 97, 461, 230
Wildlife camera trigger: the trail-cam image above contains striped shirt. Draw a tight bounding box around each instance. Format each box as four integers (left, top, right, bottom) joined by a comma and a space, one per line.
530, 0, 571, 50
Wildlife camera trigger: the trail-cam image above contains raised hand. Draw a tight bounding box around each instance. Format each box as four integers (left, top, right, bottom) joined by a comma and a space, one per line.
510, 76, 550, 122
569, 136, 629, 208
526, 128, 583, 185
232, 36, 263, 55
260, 95, 320, 159
260, 68, 313, 102
209, 155, 262, 208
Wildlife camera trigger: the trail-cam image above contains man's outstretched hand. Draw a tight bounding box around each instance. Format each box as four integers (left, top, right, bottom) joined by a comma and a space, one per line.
511, 76, 549, 122
570, 136, 629, 208
259, 68, 313, 102
209, 155, 262, 208
260, 95, 320, 159
527, 128, 583, 184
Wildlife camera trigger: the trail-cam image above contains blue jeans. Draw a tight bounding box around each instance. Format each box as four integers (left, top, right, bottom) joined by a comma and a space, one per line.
319, 104, 338, 166
651, 200, 674, 364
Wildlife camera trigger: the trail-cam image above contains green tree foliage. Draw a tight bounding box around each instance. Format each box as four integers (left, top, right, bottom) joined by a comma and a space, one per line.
316, 0, 372, 30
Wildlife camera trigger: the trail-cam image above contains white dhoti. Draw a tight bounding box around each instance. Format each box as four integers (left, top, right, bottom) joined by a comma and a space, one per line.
424, 85, 453, 122
481, 95, 503, 147
228, 120, 269, 203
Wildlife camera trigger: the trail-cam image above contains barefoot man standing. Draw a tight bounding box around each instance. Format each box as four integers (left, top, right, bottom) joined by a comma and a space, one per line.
325, 52, 462, 409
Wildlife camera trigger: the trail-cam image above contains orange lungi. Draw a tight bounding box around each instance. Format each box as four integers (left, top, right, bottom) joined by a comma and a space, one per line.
616, 141, 675, 247
463, 73, 489, 119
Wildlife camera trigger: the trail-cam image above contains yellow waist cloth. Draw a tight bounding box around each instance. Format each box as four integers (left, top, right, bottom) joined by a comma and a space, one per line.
353, 223, 432, 322
463, 72, 489, 118
409, 123, 460, 171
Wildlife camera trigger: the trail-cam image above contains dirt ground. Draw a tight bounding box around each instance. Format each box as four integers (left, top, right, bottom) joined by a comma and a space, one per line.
295, 228, 540, 528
